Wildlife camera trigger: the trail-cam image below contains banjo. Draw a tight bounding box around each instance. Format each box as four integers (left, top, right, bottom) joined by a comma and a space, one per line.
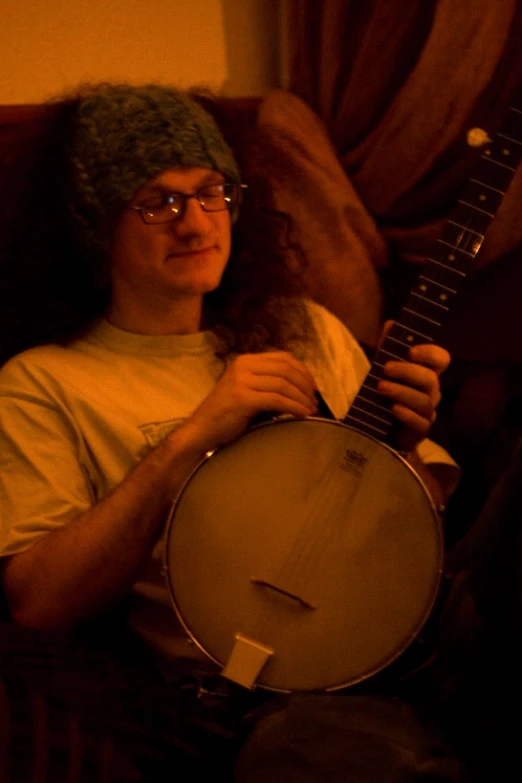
164, 102, 522, 693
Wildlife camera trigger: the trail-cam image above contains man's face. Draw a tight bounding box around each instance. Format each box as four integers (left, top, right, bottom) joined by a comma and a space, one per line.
110, 167, 232, 311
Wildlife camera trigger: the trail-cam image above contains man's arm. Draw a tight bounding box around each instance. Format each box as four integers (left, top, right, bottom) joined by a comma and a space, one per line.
1, 352, 319, 631
1, 420, 208, 630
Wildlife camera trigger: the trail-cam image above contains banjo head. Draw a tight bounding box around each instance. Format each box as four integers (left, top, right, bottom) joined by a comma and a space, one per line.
165, 418, 443, 692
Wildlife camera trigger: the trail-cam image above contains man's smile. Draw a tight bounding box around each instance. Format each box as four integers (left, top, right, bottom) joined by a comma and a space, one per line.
167, 245, 217, 259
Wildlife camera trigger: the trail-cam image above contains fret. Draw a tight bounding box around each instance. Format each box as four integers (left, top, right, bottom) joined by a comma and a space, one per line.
357, 387, 393, 410
359, 365, 384, 388
395, 323, 437, 346
497, 132, 522, 146
344, 411, 389, 438
438, 239, 476, 257
472, 158, 515, 191
379, 347, 407, 361
469, 177, 504, 196
452, 201, 494, 231
387, 334, 411, 348
402, 307, 441, 327
359, 388, 391, 415
484, 134, 522, 154
501, 108, 522, 145
431, 245, 471, 271
379, 339, 410, 361
410, 289, 454, 314
482, 152, 516, 172
483, 135, 522, 169
396, 277, 458, 334
349, 404, 390, 427
447, 220, 485, 239
354, 402, 394, 422
413, 283, 451, 302
389, 323, 432, 343
352, 389, 391, 409
418, 275, 457, 294
458, 199, 494, 218
440, 223, 484, 256
346, 397, 391, 422
411, 290, 449, 312
428, 258, 469, 280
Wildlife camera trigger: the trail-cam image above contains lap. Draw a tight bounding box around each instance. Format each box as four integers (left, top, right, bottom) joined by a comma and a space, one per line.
236, 692, 467, 783
0, 622, 469, 782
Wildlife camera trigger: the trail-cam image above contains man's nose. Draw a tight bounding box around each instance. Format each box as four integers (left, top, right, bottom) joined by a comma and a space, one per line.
172, 196, 213, 235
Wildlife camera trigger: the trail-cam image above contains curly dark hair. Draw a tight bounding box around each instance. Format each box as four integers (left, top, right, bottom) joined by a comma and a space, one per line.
0, 92, 315, 367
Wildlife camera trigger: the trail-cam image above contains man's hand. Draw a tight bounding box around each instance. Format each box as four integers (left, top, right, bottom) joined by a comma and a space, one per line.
376, 321, 450, 453
183, 351, 319, 453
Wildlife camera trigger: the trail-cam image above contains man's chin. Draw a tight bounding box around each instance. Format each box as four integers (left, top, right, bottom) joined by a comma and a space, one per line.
165, 275, 223, 297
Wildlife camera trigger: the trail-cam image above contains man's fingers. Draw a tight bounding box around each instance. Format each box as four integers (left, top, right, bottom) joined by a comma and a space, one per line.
378, 380, 436, 420
247, 374, 319, 413
409, 344, 451, 375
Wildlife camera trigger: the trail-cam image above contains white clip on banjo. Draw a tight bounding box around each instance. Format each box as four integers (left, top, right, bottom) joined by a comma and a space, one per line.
164, 102, 522, 693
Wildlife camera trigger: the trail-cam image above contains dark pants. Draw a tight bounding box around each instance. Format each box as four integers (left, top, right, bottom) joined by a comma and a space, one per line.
0, 623, 254, 782
0, 624, 466, 783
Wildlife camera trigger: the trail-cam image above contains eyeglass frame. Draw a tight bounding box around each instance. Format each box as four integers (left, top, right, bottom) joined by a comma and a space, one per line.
127, 182, 247, 225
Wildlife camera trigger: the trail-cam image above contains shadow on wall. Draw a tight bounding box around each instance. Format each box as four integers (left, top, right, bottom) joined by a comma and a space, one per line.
220, 0, 282, 95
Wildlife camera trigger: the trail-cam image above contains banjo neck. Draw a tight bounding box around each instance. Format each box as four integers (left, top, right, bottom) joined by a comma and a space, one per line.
166, 91, 522, 694
343, 98, 522, 447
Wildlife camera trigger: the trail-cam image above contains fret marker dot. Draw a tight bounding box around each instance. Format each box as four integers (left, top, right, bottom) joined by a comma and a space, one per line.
479, 194, 487, 201
419, 284, 427, 292
407, 335, 414, 342
440, 293, 448, 301
485, 150, 491, 156
448, 254, 456, 261
502, 149, 511, 156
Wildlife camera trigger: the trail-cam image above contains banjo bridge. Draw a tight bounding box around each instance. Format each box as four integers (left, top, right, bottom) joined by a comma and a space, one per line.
250, 577, 317, 610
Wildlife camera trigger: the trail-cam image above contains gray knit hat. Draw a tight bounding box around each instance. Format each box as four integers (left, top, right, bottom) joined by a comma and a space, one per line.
66, 82, 241, 258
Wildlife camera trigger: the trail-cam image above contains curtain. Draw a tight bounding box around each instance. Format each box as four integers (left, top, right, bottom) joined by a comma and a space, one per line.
275, 0, 522, 534
283, 0, 522, 268
269, 0, 522, 361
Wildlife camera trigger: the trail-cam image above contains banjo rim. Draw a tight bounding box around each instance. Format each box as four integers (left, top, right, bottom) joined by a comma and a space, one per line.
163, 417, 444, 692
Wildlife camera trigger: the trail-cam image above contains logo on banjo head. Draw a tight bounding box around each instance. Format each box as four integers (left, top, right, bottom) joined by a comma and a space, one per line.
339, 449, 368, 476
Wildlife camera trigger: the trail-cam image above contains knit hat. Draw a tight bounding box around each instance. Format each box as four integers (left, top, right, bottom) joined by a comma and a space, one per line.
66, 82, 241, 257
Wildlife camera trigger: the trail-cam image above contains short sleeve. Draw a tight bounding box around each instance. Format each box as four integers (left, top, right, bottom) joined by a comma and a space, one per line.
0, 360, 94, 557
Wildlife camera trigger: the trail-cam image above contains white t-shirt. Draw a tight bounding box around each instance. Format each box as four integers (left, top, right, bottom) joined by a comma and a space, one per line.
0, 301, 458, 662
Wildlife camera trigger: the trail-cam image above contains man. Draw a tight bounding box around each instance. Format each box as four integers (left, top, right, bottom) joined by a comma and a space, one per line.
0, 84, 462, 780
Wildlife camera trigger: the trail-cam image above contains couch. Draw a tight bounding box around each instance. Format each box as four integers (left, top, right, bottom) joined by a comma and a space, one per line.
1, 87, 521, 781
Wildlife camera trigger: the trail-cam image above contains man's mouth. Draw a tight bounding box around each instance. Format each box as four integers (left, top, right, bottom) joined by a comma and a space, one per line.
167, 245, 216, 258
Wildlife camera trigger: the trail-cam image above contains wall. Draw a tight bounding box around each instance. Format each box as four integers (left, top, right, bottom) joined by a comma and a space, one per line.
0, 0, 282, 104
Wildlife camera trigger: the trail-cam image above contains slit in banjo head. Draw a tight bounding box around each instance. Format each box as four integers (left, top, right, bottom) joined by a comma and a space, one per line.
165, 417, 442, 692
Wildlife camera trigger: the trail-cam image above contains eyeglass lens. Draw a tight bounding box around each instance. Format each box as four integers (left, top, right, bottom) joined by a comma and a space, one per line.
142, 184, 240, 223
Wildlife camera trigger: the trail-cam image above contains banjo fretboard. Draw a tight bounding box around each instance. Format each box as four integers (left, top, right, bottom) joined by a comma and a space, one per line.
343, 100, 522, 445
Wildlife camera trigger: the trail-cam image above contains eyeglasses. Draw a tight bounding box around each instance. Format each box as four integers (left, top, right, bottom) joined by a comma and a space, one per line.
128, 182, 247, 224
